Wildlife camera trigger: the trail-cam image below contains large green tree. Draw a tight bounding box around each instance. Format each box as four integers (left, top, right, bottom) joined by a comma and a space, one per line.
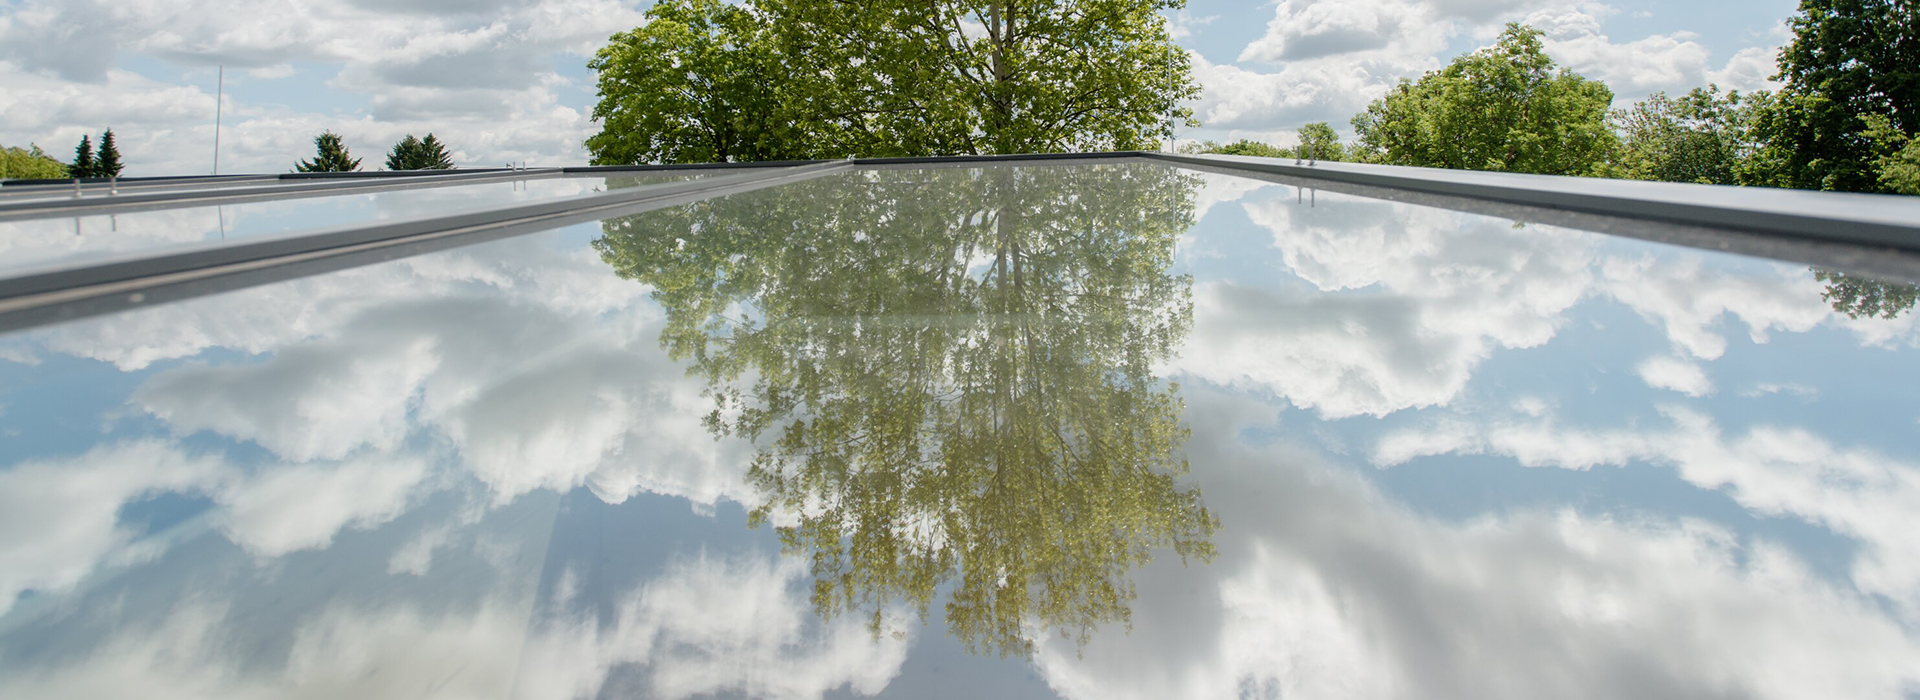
1748, 0, 1920, 193
1606, 86, 1768, 185
587, 0, 1197, 163
586, 0, 806, 164
295, 131, 362, 172
593, 162, 1217, 657
1, 144, 68, 180
1812, 268, 1919, 319
1351, 24, 1616, 175
385, 133, 454, 170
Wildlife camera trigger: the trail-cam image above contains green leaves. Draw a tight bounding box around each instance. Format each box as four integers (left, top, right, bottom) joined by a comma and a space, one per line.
385, 133, 454, 170
1755, 0, 1920, 193
1351, 24, 1615, 176
294, 131, 362, 173
586, 0, 1197, 163
0, 143, 68, 180
593, 163, 1217, 658
1608, 86, 1767, 186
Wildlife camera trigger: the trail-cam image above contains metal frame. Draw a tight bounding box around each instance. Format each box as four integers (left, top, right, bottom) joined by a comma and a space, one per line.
2, 151, 1917, 334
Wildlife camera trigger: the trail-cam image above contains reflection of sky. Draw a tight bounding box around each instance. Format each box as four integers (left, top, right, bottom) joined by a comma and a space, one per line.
2, 164, 1918, 699
0, 173, 702, 274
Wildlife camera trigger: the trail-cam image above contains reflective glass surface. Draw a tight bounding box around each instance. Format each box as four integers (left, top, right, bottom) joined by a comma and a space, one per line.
2, 162, 1918, 699
0, 172, 706, 274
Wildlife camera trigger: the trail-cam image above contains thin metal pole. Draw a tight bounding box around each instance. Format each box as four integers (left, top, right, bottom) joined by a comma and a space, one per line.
213, 65, 224, 175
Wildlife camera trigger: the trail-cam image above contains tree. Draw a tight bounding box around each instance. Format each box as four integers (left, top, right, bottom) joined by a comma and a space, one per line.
385, 134, 455, 170
1813, 268, 1919, 319
71, 135, 95, 178
294, 131, 363, 172
1748, 0, 1920, 193
1294, 122, 1344, 162
586, 0, 1198, 162
1859, 113, 1920, 195
587, 0, 807, 164
1607, 86, 1767, 186
593, 162, 1218, 658
1350, 23, 1616, 175
1, 144, 68, 180
95, 129, 123, 177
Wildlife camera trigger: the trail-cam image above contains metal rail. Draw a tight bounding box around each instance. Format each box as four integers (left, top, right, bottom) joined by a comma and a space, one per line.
0, 161, 852, 332
0, 168, 570, 222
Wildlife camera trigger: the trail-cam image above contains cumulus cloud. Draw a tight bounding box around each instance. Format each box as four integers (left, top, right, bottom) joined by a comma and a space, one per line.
1032, 394, 1920, 700
514, 552, 913, 700
0, 441, 229, 616
0, 0, 644, 174
1635, 355, 1713, 396
0, 599, 537, 699
1373, 404, 1920, 619
1172, 194, 1595, 417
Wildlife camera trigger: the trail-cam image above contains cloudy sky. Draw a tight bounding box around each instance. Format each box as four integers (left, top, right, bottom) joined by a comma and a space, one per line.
0, 0, 1796, 176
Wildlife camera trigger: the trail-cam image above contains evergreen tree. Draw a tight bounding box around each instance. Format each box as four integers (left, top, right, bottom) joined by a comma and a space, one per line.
95, 129, 123, 177
294, 131, 363, 172
71, 135, 96, 178
385, 134, 455, 170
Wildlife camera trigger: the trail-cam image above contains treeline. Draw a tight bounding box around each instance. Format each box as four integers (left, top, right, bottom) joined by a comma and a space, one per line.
1203, 3, 1918, 198
0, 130, 123, 180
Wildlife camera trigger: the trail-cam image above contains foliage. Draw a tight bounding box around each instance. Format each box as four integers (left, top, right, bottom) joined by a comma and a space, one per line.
1, 144, 68, 180
587, 0, 1198, 162
71, 135, 95, 178
593, 162, 1218, 658
95, 129, 123, 177
1748, 0, 1920, 193
1192, 139, 1289, 158
587, 0, 806, 164
1351, 24, 1616, 175
1813, 268, 1920, 319
1860, 113, 1920, 195
295, 131, 363, 172
385, 133, 454, 170
1607, 86, 1767, 185
1294, 122, 1344, 162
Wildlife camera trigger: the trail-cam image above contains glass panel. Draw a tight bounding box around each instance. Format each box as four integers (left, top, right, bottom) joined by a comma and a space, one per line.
0, 172, 707, 274
1, 161, 1916, 698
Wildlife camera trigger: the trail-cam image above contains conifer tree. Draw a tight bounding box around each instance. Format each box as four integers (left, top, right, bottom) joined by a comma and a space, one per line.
71, 135, 96, 178
385, 133, 455, 170
294, 131, 363, 172
95, 129, 124, 177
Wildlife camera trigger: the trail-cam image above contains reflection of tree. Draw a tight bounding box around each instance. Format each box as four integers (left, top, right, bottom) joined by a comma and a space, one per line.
1812, 268, 1919, 320
594, 163, 1217, 657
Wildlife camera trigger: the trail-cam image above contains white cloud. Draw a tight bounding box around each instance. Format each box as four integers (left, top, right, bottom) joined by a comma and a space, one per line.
1173, 195, 1595, 417
1602, 256, 1833, 360
215, 455, 433, 557
0, 0, 644, 174
513, 552, 913, 700
1374, 405, 1920, 619
0, 441, 229, 616
1635, 355, 1713, 396
0, 599, 537, 700
1034, 395, 1920, 700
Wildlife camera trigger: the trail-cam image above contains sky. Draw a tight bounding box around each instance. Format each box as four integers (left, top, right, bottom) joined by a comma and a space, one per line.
0, 0, 1800, 176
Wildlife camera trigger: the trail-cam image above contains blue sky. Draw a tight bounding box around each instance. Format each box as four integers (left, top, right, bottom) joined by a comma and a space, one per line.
0, 0, 1799, 175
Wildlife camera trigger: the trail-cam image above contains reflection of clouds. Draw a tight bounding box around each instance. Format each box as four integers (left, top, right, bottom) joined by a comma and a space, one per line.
1635, 355, 1712, 397
1033, 393, 1920, 700
0, 441, 227, 616
1177, 198, 1593, 417
1602, 256, 1830, 360
514, 552, 911, 700
1375, 405, 1920, 619
0, 600, 533, 699
217, 454, 432, 557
